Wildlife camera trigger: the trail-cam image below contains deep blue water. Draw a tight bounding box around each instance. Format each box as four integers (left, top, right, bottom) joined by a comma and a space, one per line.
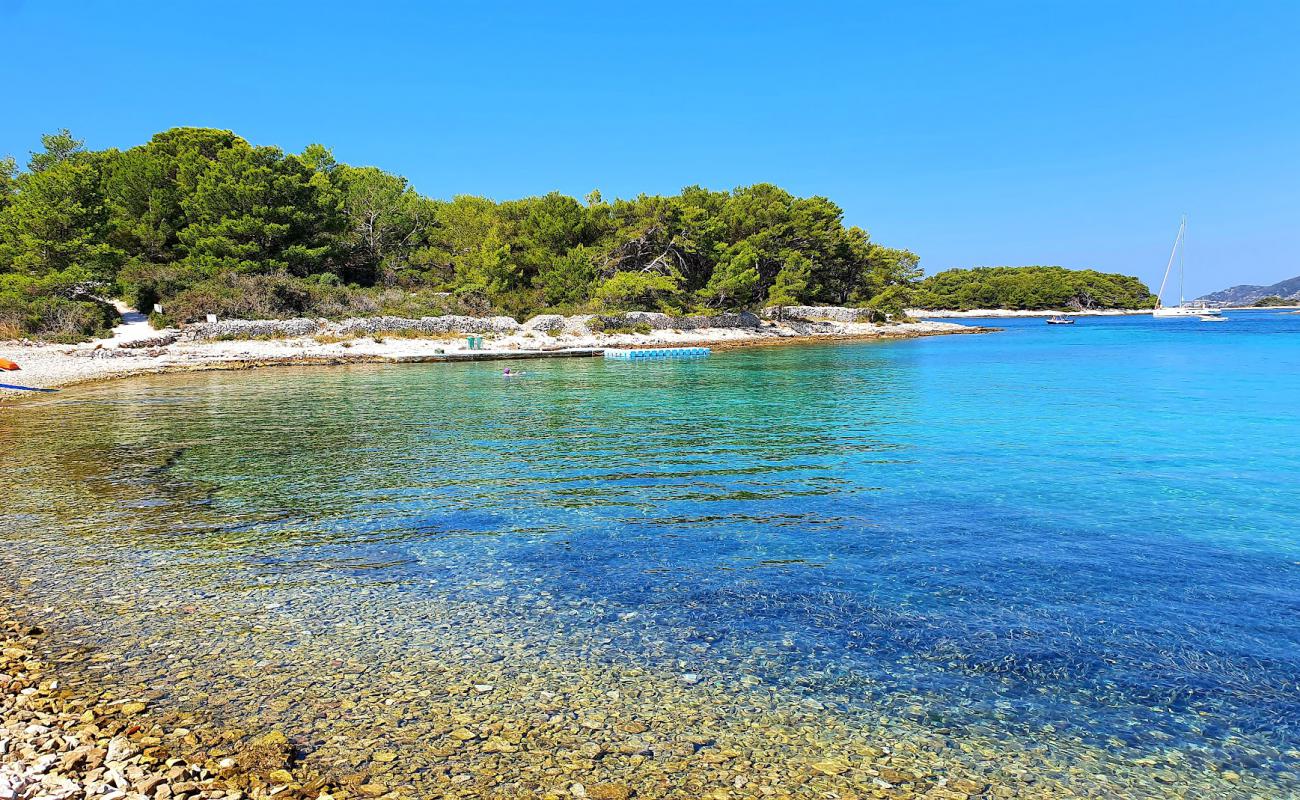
3, 309, 1300, 782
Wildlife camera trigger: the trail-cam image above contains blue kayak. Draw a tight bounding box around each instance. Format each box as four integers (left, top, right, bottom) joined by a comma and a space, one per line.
0, 383, 58, 393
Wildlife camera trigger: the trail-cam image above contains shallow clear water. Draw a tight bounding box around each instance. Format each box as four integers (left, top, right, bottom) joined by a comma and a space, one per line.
3, 311, 1299, 796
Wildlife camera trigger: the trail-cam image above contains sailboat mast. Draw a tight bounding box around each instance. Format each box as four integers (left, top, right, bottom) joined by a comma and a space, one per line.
1156, 216, 1185, 308
1179, 214, 1186, 305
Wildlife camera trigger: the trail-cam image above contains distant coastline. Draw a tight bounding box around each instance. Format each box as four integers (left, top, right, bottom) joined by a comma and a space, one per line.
910, 308, 1151, 318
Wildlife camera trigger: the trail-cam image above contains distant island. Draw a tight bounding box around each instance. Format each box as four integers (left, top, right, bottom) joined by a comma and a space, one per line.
1197, 274, 1300, 306
914, 266, 1156, 311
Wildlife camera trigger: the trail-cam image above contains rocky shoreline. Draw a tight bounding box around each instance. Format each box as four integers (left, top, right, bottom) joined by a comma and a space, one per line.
0, 310, 985, 399
0, 608, 347, 800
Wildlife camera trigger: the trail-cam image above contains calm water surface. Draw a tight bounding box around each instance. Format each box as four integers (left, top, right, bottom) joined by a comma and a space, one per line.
2, 311, 1299, 796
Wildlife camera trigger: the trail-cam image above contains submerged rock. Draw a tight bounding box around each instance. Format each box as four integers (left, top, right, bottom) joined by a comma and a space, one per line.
0, 610, 345, 800
106, 735, 139, 764
585, 783, 631, 800
809, 757, 851, 776
237, 729, 294, 773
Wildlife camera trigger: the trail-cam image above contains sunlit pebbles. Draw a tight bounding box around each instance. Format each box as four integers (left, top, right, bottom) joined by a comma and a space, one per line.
3, 312, 1300, 797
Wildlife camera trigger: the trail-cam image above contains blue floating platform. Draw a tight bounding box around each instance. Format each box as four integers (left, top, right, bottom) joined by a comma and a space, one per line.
604, 346, 711, 360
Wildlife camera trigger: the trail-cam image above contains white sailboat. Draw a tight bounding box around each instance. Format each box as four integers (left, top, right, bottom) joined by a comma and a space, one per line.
1153, 216, 1222, 318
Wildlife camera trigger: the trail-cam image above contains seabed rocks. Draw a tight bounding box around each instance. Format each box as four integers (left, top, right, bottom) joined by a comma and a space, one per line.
1, 577, 1285, 800
1, 363, 1295, 799
0, 608, 340, 800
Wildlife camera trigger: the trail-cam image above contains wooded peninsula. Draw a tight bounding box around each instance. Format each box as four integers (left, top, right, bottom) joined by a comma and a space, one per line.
0, 128, 1153, 342
915, 267, 1156, 311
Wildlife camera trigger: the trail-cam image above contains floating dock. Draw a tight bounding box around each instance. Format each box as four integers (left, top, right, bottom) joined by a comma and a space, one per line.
603, 347, 711, 360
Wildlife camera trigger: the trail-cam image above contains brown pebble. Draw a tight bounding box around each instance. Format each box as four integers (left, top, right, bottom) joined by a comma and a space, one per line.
585, 784, 631, 800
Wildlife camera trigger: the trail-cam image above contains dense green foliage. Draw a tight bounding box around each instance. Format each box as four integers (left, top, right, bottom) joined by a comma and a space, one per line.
0, 128, 1164, 341
0, 127, 923, 339
1252, 296, 1294, 307
914, 266, 1156, 311
0, 132, 123, 340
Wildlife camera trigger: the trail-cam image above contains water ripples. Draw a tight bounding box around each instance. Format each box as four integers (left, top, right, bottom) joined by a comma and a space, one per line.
3, 315, 1300, 792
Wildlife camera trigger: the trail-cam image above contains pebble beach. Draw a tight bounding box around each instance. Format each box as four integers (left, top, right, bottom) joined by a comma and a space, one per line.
0, 309, 977, 398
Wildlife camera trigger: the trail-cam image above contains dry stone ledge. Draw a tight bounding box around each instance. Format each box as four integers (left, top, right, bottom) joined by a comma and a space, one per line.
332, 315, 521, 336
523, 311, 763, 337
181, 318, 324, 341
178, 310, 765, 342
560, 315, 599, 336
603, 311, 763, 330
181, 315, 523, 341
762, 305, 882, 323
118, 332, 181, 349
520, 314, 568, 333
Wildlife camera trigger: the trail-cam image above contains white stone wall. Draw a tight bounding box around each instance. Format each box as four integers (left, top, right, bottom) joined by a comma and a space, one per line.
761, 306, 881, 323
181, 310, 767, 341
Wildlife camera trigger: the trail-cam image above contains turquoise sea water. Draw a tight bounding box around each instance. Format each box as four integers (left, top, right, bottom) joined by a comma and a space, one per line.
3, 310, 1299, 794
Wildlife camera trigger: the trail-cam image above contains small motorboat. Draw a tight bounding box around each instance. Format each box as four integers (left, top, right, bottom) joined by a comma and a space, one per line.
1199, 315, 1228, 322
1046, 316, 1075, 325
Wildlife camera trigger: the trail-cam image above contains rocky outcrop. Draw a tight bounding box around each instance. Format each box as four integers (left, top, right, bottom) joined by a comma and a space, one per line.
520, 314, 569, 334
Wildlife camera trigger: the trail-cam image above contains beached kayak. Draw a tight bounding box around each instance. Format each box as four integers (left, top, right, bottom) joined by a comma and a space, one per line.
0, 382, 56, 392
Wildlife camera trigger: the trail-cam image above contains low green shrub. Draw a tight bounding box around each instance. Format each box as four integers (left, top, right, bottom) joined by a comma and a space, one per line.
0, 291, 117, 342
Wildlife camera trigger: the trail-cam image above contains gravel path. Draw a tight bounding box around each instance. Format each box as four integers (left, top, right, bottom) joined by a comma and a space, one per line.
106, 302, 158, 346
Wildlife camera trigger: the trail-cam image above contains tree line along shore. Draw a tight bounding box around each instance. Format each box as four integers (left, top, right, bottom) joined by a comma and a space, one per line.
1, 127, 1156, 344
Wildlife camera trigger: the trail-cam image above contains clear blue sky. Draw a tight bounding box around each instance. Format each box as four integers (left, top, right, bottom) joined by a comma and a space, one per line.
2, 0, 1296, 298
